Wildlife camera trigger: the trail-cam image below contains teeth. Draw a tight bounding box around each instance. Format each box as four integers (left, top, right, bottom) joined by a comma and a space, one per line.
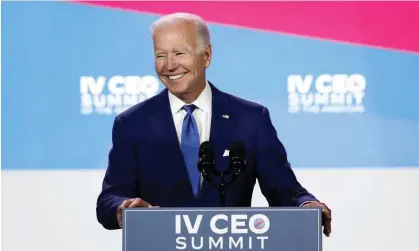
168, 74, 184, 80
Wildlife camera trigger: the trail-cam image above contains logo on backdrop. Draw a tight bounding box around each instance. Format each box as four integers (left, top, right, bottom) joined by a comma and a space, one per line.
287, 74, 366, 114
80, 75, 160, 115
175, 213, 270, 250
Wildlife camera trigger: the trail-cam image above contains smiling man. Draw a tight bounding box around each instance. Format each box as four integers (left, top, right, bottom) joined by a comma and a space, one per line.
96, 12, 332, 237
152, 16, 210, 103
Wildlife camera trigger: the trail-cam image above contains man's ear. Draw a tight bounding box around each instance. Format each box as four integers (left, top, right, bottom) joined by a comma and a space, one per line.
204, 44, 212, 68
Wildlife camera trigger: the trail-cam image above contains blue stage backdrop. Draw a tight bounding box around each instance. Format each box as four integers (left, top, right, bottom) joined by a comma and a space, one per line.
2, 1, 419, 170
2, 3, 419, 251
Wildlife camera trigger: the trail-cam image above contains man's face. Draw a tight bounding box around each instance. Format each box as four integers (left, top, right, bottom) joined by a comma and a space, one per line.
153, 21, 211, 100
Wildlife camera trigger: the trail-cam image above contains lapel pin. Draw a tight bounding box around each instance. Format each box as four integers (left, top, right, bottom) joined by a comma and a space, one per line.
222, 114, 229, 119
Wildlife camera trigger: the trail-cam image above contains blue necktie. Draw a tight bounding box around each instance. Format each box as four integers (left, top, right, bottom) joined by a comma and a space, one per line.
180, 104, 200, 197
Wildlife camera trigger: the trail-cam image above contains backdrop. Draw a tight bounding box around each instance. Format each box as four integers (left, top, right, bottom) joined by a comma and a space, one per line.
2, 1, 419, 251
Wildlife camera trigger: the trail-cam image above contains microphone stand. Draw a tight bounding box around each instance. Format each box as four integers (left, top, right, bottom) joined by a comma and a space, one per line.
199, 159, 244, 207
218, 172, 227, 207
217, 169, 242, 207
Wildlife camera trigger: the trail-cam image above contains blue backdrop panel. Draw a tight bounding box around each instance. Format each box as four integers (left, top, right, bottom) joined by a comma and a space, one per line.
2, 2, 419, 170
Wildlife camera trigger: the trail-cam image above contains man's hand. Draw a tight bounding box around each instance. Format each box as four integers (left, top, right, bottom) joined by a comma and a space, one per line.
117, 198, 155, 228
302, 201, 332, 237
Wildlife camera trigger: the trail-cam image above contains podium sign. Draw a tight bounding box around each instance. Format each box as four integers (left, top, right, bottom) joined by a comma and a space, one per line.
123, 208, 322, 251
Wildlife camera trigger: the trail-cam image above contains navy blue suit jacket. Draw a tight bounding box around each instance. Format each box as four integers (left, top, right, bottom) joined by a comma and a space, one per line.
96, 83, 317, 229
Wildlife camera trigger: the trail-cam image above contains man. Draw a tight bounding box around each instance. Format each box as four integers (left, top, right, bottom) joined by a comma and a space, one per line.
96, 12, 332, 236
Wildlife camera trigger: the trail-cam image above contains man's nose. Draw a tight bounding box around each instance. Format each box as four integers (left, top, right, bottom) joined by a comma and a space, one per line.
165, 56, 178, 71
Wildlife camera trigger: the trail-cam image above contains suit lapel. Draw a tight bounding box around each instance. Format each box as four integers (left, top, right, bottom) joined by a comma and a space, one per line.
197, 83, 236, 202
149, 89, 197, 202
149, 89, 181, 146
209, 83, 235, 173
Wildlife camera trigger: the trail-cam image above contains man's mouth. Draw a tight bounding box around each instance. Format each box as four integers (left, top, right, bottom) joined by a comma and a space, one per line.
167, 74, 185, 80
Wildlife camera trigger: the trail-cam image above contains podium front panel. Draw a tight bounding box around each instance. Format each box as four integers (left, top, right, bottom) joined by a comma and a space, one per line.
123, 208, 322, 251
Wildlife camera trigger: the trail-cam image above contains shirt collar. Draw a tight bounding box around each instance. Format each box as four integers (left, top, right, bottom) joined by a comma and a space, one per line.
168, 81, 212, 115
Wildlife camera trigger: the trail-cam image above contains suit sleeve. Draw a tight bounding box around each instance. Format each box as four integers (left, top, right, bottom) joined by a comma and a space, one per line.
96, 116, 139, 229
255, 107, 318, 206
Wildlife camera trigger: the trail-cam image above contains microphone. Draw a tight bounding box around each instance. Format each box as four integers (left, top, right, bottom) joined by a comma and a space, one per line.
228, 141, 246, 176
216, 141, 247, 207
197, 141, 217, 184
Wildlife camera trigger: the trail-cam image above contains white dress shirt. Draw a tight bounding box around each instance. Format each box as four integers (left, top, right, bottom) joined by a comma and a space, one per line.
168, 82, 212, 145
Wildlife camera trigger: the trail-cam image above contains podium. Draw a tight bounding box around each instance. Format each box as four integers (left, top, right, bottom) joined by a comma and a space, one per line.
122, 208, 322, 251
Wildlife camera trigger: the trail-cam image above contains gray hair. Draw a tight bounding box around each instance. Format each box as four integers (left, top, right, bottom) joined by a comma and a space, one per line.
151, 12, 211, 51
